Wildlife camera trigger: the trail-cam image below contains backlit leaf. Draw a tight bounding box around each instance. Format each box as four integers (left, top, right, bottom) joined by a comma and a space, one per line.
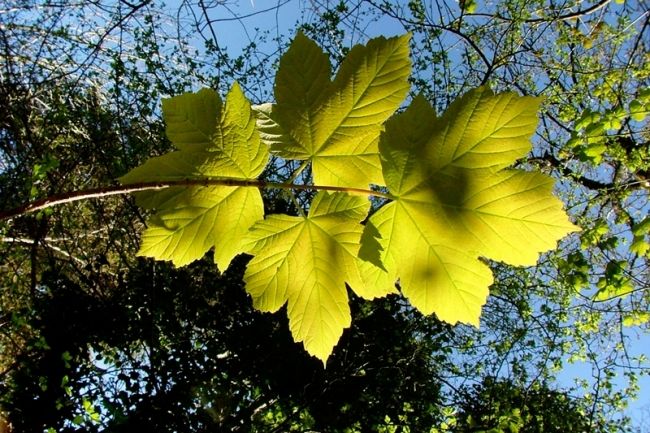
120, 83, 269, 270
243, 192, 392, 363
371, 87, 579, 325
119, 35, 580, 362
257, 31, 411, 188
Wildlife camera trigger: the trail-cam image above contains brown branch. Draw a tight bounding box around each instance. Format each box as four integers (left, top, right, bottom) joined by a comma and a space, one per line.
0, 179, 394, 221
528, 152, 614, 190
205, 0, 292, 23
41, 0, 152, 87
362, 0, 493, 72
468, 0, 613, 23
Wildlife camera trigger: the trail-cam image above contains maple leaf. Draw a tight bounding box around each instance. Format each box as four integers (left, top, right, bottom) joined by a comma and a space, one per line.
243, 192, 393, 363
119, 83, 269, 270
371, 87, 580, 325
114, 32, 580, 363
254, 31, 411, 189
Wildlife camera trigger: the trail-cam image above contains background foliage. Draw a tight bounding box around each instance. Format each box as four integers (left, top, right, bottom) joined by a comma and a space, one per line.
0, 0, 648, 431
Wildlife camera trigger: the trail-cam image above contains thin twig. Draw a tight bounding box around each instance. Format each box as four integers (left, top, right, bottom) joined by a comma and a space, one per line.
1, 237, 87, 265
363, 0, 493, 72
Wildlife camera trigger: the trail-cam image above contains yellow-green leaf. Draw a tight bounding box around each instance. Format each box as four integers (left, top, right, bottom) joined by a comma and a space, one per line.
119, 83, 269, 269
629, 99, 650, 122
243, 192, 392, 363
258, 32, 411, 188
370, 201, 493, 324
623, 312, 650, 327
372, 87, 579, 325
594, 280, 634, 301
136, 186, 263, 269
161, 88, 222, 151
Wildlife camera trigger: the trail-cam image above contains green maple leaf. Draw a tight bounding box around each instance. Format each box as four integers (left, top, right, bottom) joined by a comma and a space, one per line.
254, 31, 411, 188
371, 87, 580, 325
114, 31, 580, 363
119, 83, 269, 269
243, 192, 394, 363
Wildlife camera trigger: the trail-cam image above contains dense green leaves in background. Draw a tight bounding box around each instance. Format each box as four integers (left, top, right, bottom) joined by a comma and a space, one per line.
0, 0, 648, 431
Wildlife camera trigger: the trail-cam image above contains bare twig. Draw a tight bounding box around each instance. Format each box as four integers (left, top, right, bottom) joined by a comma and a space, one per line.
1, 237, 87, 265
362, 0, 493, 73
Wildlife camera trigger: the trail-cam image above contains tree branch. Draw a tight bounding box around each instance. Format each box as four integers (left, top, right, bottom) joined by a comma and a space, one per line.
468, 0, 613, 24
362, 0, 493, 72
528, 152, 614, 190
1, 236, 87, 265
0, 179, 394, 221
